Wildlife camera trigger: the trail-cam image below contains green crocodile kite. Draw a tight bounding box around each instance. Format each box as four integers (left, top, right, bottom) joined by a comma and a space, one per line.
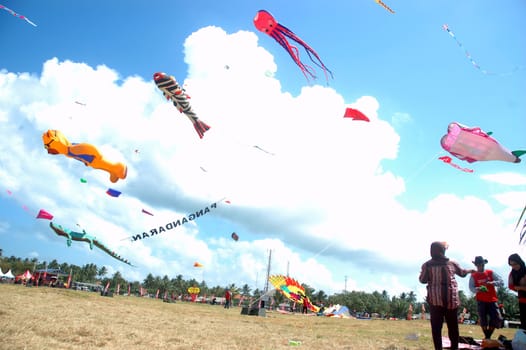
49, 222, 134, 266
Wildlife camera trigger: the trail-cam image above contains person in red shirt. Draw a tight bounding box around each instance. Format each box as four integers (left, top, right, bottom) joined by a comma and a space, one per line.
224, 289, 232, 309
469, 256, 504, 340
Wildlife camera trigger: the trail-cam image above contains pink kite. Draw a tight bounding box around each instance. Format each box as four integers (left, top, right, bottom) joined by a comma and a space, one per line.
438, 156, 473, 173
36, 209, 54, 220
253, 10, 333, 83
440, 122, 525, 163
343, 107, 370, 122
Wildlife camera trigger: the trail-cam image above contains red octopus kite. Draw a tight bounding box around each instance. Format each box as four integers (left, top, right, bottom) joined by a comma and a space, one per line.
253, 10, 333, 84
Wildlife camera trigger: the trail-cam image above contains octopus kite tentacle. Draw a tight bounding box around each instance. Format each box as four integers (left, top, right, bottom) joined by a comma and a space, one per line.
254, 10, 333, 84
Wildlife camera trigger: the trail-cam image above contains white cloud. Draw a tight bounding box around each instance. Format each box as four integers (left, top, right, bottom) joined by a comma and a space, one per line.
0, 26, 523, 300
481, 172, 526, 186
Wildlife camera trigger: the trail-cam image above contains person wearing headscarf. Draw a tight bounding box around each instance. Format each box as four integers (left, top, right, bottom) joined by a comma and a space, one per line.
419, 242, 475, 350
468, 256, 504, 340
508, 253, 526, 329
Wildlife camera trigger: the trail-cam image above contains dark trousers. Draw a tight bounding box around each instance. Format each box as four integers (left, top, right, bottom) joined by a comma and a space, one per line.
520, 302, 526, 330
429, 305, 459, 350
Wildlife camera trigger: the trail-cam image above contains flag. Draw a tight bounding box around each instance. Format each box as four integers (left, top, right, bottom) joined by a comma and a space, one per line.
155, 289, 159, 299
104, 281, 110, 293
116, 284, 120, 295
36, 209, 53, 220
106, 188, 122, 197
127, 283, 131, 296
66, 269, 72, 289
41, 263, 48, 287
343, 107, 370, 122
141, 208, 154, 216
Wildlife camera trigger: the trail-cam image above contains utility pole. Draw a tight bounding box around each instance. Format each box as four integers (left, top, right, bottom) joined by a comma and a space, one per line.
286, 260, 289, 277
264, 249, 272, 293
344, 275, 347, 293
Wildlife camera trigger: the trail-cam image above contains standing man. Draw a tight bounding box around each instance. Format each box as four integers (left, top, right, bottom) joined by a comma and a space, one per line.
469, 256, 504, 340
224, 288, 231, 309
419, 241, 475, 350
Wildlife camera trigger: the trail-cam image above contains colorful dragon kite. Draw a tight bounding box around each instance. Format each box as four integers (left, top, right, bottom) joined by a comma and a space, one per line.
269, 275, 319, 312
253, 10, 333, 84
49, 222, 133, 266
440, 122, 525, 164
153, 72, 211, 139
42, 130, 127, 183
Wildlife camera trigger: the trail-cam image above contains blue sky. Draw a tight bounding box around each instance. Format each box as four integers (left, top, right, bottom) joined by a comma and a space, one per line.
0, 0, 525, 299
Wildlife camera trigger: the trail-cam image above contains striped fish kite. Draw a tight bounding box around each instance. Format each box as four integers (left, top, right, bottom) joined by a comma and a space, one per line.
153, 72, 211, 139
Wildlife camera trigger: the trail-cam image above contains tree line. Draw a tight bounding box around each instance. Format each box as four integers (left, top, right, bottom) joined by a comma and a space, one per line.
0, 249, 520, 321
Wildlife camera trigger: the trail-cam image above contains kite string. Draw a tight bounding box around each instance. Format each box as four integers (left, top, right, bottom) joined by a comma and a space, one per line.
405, 150, 445, 186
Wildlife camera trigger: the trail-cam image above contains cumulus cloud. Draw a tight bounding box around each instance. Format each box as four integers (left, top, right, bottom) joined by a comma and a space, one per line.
0, 26, 523, 299
481, 172, 526, 186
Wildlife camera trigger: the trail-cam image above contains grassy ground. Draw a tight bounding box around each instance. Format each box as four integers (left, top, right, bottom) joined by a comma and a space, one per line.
0, 284, 518, 349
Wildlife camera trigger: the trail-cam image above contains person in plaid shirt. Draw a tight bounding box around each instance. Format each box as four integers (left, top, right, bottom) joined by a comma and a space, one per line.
419, 242, 475, 350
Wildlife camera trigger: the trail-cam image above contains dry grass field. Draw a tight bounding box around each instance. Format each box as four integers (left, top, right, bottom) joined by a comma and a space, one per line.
0, 284, 519, 349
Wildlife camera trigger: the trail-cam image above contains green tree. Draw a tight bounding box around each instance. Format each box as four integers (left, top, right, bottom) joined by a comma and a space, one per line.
97, 266, 108, 280
241, 284, 252, 296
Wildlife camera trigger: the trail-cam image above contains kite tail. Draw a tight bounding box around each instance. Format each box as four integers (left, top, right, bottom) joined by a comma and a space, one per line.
278, 25, 333, 84
512, 150, 526, 163
272, 31, 316, 81
375, 0, 395, 14
194, 120, 211, 139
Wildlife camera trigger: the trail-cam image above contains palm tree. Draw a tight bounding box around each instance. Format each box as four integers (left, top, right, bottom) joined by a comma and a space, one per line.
97, 266, 107, 280
241, 284, 252, 296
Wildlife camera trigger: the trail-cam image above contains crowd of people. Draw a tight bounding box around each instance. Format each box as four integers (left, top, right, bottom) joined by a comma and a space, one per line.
419, 241, 526, 350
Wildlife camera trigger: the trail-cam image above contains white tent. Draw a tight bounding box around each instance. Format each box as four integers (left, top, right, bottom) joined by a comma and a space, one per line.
3, 269, 15, 279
